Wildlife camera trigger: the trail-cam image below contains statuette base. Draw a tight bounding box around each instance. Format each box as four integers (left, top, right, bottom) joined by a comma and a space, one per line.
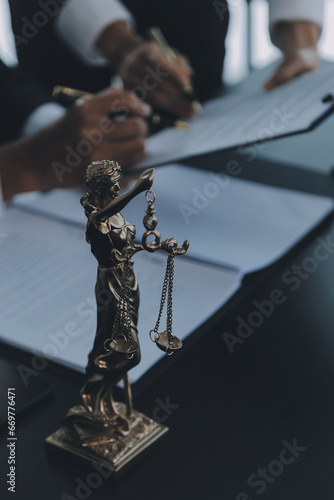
46, 402, 168, 476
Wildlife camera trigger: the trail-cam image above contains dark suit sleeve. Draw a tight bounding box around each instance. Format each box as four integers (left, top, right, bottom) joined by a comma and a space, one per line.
9, 0, 228, 99
0, 60, 50, 144
9, 0, 112, 94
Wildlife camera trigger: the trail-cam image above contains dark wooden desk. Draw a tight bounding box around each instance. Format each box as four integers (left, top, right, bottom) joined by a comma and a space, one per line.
1, 149, 334, 500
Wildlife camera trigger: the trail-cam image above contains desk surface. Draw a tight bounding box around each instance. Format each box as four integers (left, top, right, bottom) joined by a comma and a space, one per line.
2, 138, 334, 499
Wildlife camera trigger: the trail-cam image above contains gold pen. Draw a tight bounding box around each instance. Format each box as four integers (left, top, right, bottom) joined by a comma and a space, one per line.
148, 26, 203, 114
52, 85, 91, 99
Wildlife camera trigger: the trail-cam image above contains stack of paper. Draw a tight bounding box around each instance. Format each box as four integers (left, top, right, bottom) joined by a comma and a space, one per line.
134, 63, 334, 168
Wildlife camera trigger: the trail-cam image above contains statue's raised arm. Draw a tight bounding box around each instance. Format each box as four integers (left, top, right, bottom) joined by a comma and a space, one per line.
92, 167, 154, 223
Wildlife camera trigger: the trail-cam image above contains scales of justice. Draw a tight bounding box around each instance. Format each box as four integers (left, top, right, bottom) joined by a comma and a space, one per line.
46, 160, 189, 475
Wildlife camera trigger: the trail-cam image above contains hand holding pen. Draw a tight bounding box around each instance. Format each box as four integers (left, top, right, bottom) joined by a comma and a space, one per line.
53, 85, 189, 134
119, 42, 195, 119
148, 27, 202, 114
61, 88, 151, 169
96, 22, 200, 119
1, 87, 152, 200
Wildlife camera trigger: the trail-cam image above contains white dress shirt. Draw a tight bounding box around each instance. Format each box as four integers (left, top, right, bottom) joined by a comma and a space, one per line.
268, 0, 324, 33
21, 102, 66, 137
56, 0, 134, 65
1, 1, 325, 206
15, 0, 324, 164
56, 0, 325, 66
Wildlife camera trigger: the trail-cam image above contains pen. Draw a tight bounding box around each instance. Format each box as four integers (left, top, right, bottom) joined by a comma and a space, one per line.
52, 85, 189, 132
148, 26, 203, 114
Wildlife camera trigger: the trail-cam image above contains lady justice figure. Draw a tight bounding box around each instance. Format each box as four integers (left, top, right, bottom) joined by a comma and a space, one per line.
62, 160, 188, 452
79, 160, 151, 423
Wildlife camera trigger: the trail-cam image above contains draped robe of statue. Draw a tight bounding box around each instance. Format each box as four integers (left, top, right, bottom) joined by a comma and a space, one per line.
80, 211, 140, 419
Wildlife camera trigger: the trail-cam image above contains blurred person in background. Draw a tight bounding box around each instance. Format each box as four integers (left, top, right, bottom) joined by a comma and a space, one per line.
0, 59, 151, 200
0, 0, 324, 202
9, 0, 324, 114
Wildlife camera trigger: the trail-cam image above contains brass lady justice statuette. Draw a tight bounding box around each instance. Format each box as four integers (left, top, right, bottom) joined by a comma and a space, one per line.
46, 160, 189, 475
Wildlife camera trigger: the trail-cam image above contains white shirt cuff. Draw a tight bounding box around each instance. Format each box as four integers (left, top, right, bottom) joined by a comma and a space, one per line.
21, 103, 66, 137
56, 0, 134, 66
268, 0, 324, 32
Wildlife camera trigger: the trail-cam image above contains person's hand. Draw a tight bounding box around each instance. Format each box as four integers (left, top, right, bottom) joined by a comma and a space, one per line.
119, 42, 194, 118
71, 87, 151, 168
97, 22, 194, 118
264, 21, 320, 91
0, 88, 151, 199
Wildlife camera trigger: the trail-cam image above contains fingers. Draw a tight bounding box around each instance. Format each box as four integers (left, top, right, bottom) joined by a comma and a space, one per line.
139, 42, 192, 88
96, 42, 194, 118
176, 53, 193, 74
90, 137, 146, 168
120, 42, 194, 117
79, 88, 152, 117
121, 67, 193, 117
100, 116, 148, 141
83, 114, 147, 166
148, 43, 192, 90
146, 88, 193, 118
123, 56, 186, 99
67, 87, 149, 170
264, 54, 318, 91
122, 71, 193, 117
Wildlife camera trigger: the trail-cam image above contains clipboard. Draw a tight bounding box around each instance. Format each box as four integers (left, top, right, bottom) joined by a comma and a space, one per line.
134, 61, 334, 169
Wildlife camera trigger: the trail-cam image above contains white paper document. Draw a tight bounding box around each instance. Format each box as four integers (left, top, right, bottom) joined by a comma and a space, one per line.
0, 208, 242, 382
12, 188, 87, 227
135, 63, 334, 168
14, 164, 334, 273
122, 165, 334, 273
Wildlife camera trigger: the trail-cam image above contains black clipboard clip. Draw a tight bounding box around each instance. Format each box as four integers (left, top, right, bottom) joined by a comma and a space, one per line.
322, 93, 334, 104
